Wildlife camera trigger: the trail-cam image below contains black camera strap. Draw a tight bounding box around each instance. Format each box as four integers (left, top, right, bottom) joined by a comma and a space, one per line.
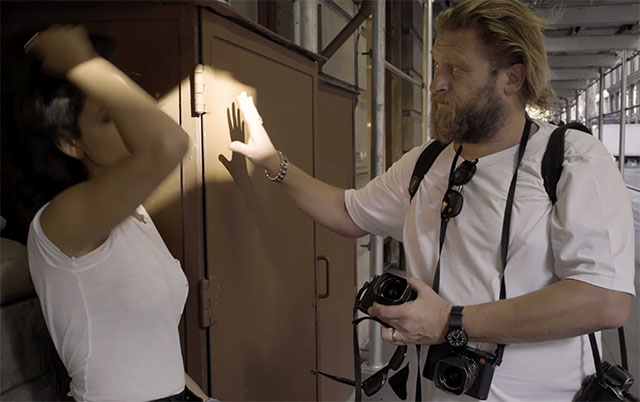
432, 144, 464, 294
432, 115, 533, 369
352, 282, 370, 402
415, 345, 422, 401
493, 115, 532, 365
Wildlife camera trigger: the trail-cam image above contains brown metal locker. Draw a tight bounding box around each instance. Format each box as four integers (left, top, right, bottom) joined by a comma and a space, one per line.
200, 11, 317, 401
315, 81, 357, 402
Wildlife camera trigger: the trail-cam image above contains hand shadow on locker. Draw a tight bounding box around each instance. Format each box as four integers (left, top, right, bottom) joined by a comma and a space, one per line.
218, 102, 298, 271
217, 103, 311, 398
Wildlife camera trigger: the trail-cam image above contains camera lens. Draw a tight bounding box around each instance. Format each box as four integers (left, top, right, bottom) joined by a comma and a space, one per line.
435, 355, 478, 395
378, 277, 406, 302
441, 366, 465, 390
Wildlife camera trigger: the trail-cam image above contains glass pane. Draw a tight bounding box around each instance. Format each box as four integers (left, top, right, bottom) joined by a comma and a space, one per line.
620, 121, 640, 188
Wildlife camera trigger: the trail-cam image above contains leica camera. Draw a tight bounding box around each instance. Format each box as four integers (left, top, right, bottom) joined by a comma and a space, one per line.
357, 271, 417, 316
423, 343, 497, 400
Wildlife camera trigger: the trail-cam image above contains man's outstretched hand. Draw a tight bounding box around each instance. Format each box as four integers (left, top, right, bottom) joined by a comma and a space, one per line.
232, 92, 280, 175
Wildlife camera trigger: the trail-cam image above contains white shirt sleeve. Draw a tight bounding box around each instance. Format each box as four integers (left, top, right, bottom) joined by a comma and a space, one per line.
345, 144, 427, 241
551, 131, 636, 295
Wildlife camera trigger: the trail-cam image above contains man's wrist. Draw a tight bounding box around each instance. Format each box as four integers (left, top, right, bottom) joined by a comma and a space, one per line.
444, 305, 469, 348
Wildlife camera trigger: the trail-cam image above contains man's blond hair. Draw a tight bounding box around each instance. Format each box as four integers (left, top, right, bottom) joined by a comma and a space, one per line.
435, 0, 554, 109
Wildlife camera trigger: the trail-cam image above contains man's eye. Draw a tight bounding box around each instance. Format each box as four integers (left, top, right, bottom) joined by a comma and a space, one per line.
451, 65, 463, 74
101, 114, 112, 124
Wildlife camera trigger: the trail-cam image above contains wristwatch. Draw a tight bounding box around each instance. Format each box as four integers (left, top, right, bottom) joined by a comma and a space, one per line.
445, 305, 468, 349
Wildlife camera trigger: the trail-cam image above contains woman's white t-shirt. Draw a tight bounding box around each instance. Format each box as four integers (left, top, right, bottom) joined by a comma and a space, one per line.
28, 205, 188, 401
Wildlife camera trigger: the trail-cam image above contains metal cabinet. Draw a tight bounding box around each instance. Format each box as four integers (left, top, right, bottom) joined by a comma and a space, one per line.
1, 2, 355, 400
200, 12, 317, 400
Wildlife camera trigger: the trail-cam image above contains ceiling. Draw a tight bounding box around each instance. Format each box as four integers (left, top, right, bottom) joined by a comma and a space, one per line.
433, 0, 640, 109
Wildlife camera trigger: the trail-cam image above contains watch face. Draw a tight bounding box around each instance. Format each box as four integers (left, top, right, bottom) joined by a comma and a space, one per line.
446, 329, 468, 348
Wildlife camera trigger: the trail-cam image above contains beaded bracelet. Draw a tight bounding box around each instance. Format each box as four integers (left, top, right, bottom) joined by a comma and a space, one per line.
265, 151, 288, 182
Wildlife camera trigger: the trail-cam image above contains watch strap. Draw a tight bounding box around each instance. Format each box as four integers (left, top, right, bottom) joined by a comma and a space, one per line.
449, 305, 464, 330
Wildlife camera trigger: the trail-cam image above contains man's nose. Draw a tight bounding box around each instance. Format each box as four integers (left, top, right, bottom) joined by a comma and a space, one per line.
430, 69, 449, 94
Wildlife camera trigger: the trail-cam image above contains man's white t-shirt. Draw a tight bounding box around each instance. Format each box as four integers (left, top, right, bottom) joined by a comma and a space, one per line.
28, 205, 188, 401
345, 120, 636, 401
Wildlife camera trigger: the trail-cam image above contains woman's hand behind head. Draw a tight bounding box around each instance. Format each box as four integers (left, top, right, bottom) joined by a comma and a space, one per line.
25, 25, 97, 76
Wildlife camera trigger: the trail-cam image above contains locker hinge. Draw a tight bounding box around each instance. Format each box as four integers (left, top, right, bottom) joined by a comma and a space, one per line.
199, 278, 214, 329
193, 64, 206, 116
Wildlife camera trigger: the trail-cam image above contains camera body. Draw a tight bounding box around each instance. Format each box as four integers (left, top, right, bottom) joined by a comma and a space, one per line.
575, 361, 635, 401
357, 271, 417, 317
423, 343, 497, 400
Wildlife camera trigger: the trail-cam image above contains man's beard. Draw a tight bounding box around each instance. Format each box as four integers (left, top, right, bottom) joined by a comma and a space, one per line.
430, 80, 507, 144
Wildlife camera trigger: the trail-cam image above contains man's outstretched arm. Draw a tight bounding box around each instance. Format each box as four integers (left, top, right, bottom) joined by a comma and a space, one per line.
232, 92, 367, 239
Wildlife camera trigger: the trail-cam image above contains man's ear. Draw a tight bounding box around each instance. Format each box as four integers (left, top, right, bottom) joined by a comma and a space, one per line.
503, 63, 526, 97
56, 137, 84, 160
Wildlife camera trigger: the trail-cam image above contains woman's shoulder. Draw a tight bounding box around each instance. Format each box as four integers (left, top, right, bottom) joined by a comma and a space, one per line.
28, 202, 118, 272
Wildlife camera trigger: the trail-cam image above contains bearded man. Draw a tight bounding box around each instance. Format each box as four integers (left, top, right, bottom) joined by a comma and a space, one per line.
230, 0, 635, 400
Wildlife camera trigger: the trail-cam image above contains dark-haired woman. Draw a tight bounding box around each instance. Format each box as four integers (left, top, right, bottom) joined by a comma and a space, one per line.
20, 25, 210, 401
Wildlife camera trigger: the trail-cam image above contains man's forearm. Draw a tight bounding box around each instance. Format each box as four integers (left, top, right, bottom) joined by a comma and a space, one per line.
464, 279, 631, 344
275, 161, 367, 238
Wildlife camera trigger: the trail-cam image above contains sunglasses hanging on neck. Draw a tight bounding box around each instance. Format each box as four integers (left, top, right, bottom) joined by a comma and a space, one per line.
441, 150, 478, 220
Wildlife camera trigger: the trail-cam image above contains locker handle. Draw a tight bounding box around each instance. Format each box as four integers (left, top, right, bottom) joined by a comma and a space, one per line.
317, 256, 330, 299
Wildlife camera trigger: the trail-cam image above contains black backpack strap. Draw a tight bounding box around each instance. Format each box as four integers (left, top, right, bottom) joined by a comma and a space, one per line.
400, 140, 448, 272
541, 125, 567, 204
409, 140, 448, 200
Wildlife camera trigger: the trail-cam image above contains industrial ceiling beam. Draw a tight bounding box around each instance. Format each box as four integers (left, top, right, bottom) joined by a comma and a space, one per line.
552, 80, 587, 90
550, 68, 599, 81
535, 4, 640, 27
548, 54, 620, 68
545, 35, 640, 52
554, 90, 580, 99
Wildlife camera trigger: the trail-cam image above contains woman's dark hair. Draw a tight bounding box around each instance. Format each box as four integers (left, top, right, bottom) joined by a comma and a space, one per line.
1, 31, 115, 242
14, 55, 88, 200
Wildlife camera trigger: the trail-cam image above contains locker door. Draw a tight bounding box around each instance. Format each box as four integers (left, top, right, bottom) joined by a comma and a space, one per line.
200, 11, 317, 401
315, 82, 357, 401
